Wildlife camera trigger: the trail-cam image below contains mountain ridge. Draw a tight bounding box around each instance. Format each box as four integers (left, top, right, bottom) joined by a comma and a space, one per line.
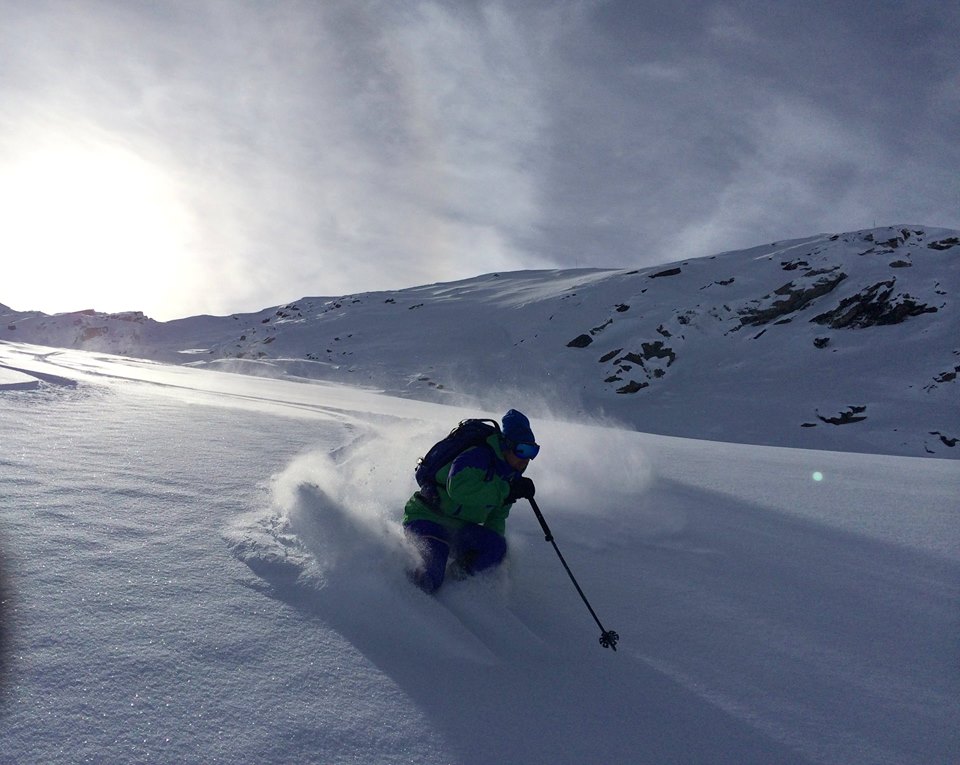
2, 224, 957, 458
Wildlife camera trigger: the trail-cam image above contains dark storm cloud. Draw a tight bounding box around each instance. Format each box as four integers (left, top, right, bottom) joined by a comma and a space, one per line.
536, 0, 960, 263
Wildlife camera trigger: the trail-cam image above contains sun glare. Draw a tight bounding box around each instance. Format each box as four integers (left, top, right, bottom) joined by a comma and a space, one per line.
0, 137, 195, 318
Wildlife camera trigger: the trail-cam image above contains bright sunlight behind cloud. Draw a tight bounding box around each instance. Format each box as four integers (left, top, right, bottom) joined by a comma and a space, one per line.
0, 129, 198, 317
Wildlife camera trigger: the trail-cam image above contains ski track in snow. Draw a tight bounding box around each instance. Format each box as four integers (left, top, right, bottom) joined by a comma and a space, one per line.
1, 343, 958, 764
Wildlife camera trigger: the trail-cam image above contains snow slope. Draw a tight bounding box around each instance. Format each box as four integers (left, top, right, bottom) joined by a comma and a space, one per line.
1, 342, 957, 764
3, 225, 958, 459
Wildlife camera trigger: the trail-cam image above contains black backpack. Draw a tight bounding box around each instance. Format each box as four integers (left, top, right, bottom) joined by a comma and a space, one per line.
414, 419, 501, 489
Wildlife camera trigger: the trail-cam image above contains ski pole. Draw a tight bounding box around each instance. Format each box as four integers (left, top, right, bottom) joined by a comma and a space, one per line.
527, 497, 619, 651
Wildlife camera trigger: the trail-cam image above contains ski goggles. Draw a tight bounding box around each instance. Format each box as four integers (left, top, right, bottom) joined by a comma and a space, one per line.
513, 442, 540, 460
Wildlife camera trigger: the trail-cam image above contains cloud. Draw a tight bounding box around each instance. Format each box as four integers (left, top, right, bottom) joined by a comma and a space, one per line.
0, 0, 957, 319
0, 1, 561, 317
535, 1, 960, 265
705, 4, 761, 45
179, 1, 558, 309
179, 1, 561, 306
669, 96, 883, 258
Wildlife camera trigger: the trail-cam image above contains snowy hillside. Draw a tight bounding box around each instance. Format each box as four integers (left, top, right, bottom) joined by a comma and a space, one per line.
0, 342, 957, 764
2, 225, 958, 459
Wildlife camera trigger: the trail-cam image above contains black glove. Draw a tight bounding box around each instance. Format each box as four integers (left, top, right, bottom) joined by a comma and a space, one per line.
507, 477, 536, 503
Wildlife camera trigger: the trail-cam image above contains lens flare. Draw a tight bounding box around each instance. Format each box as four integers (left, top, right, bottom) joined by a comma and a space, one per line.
812, 471, 824, 482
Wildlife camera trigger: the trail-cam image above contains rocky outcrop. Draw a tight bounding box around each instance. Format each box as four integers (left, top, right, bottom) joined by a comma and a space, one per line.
816, 405, 867, 425
923, 355, 960, 392
928, 237, 959, 251
929, 431, 958, 447
649, 267, 682, 279
602, 341, 679, 393
738, 270, 847, 327
811, 279, 937, 329
567, 316, 616, 348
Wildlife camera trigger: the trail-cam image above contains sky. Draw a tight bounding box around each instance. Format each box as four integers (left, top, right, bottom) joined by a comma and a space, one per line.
1, 0, 958, 321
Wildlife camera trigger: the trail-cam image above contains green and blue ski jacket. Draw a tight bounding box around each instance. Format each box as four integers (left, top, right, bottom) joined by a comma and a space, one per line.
403, 433, 521, 536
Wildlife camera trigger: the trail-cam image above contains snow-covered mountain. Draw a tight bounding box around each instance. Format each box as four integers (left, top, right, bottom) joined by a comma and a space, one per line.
1, 226, 959, 763
4, 225, 957, 458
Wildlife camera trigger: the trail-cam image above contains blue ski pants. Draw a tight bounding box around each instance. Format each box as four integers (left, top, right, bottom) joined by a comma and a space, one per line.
404, 519, 507, 593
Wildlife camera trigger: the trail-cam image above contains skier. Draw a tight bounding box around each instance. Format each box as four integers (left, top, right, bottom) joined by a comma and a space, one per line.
403, 409, 539, 593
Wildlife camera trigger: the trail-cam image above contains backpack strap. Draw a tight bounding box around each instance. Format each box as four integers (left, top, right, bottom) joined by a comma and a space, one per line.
448, 438, 498, 483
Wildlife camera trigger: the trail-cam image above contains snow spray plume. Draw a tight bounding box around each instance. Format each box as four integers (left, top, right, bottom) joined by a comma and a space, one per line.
271, 424, 431, 579
474, 387, 654, 508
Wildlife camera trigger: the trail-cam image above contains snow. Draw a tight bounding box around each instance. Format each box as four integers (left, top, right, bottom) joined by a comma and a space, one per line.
1, 340, 957, 764
0, 366, 37, 391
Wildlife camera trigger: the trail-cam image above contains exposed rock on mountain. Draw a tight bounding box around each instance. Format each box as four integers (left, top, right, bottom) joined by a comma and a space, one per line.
567, 334, 593, 348
812, 279, 937, 328
738, 269, 847, 327
928, 237, 959, 251
817, 405, 868, 425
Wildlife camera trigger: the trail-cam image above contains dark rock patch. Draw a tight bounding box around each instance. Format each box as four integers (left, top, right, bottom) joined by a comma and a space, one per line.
601, 341, 678, 391
928, 237, 959, 251
639, 341, 677, 365
590, 319, 613, 335
616, 380, 649, 394
929, 431, 958, 447
567, 334, 593, 348
739, 271, 847, 327
816, 405, 867, 425
811, 279, 937, 328
934, 367, 959, 384
649, 267, 682, 279
614, 342, 677, 369
923, 363, 960, 391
